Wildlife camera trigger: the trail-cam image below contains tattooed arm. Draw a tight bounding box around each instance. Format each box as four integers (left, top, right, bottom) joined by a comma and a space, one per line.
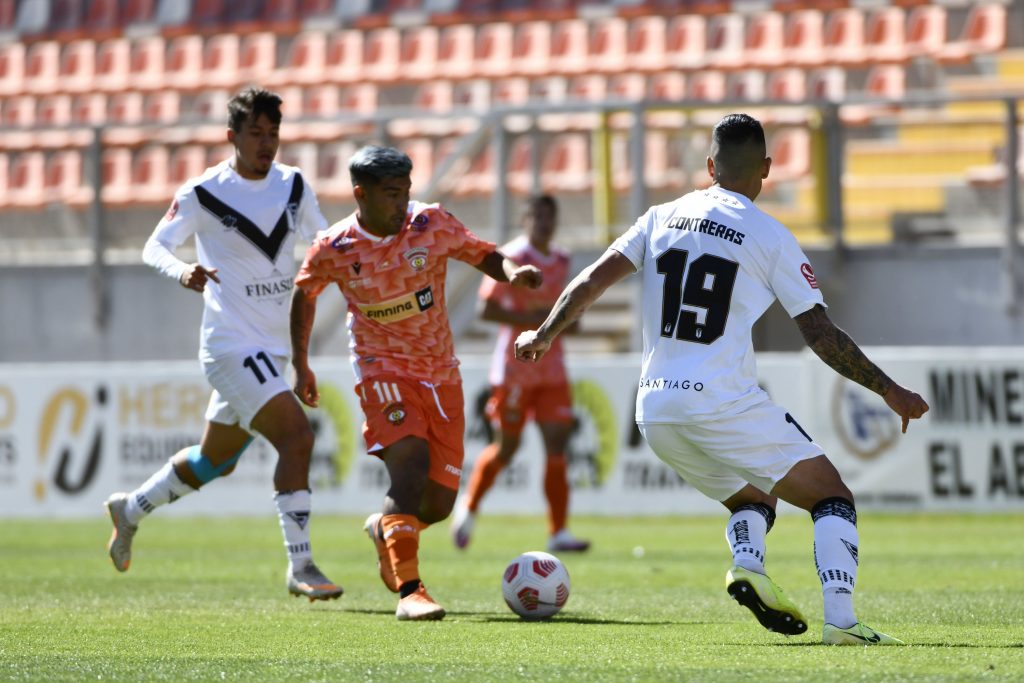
515, 249, 636, 362
795, 304, 929, 432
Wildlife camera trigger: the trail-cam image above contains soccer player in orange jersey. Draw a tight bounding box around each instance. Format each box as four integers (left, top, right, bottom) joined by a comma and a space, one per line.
450, 196, 590, 553
290, 146, 542, 621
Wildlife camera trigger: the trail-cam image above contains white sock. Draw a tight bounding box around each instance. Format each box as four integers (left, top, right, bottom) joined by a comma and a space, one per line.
275, 490, 313, 571
726, 504, 773, 573
812, 498, 859, 629
123, 461, 196, 525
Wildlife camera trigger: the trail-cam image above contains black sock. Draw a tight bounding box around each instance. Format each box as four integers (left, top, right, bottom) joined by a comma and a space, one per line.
399, 580, 421, 598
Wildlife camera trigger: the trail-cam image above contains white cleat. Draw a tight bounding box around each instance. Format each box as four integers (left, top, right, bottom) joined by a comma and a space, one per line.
450, 506, 475, 550
286, 561, 344, 602
104, 492, 137, 573
547, 528, 591, 553
396, 584, 446, 621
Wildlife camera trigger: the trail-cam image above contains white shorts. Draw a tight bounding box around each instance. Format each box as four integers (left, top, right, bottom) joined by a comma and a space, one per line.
202, 349, 291, 433
638, 400, 824, 502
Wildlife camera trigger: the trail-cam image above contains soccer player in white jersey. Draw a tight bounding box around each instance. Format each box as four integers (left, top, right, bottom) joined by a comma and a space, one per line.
102, 88, 343, 602
515, 114, 929, 645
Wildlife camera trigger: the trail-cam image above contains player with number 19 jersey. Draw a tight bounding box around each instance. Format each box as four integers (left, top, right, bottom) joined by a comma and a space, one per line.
609, 186, 825, 425
296, 201, 496, 384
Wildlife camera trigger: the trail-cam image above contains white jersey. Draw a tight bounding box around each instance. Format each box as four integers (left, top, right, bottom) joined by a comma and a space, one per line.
610, 187, 825, 424
143, 159, 328, 361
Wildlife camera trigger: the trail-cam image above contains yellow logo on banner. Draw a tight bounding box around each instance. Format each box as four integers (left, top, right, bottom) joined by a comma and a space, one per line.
569, 379, 619, 487
36, 386, 105, 500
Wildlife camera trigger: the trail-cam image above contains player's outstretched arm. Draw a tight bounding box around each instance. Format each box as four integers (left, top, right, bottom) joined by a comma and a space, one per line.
516, 249, 635, 362
289, 287, 320, 408
475, 251, 543, 289
794, 304, 929, 432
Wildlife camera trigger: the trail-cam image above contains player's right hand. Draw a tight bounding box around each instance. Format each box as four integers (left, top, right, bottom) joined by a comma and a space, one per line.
514, 329, 551, 362
179, 264, 220, 293
293, 365, 320, 408
883, 383, 929, 433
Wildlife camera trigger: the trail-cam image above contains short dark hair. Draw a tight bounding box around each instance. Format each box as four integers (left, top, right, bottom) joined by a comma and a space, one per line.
227, 87, 283, 132
526, 194, 558, 216
348, 146, 413, 186
710, 114, 767, 182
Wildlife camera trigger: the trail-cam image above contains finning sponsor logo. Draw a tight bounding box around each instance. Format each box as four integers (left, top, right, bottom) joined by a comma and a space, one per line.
357, 286, 435, 324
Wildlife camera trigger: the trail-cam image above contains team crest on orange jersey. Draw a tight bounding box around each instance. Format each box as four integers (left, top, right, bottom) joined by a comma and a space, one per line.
404, 247, 429, 271
384, 403, 406, 425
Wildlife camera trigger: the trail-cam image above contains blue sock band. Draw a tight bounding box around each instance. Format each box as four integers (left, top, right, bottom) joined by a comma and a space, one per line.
184, 438, 254, 484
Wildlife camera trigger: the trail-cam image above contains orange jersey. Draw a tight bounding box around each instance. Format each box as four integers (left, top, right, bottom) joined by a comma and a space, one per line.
480, 234, 570, 387
297, 201, 496, 384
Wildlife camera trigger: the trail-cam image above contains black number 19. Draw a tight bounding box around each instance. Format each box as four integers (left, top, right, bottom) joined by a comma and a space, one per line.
656, 248, 739, 345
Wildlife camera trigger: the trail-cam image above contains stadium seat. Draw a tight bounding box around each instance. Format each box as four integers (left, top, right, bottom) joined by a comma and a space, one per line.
823, 9, 867, 66
452, 144, 495, 196
9, 152, 46, 207
400, 26, 440, 81
843, 64, 903, 124
107, 92, 144, 124
549, 20, 589, 76
505, 135, 534, 196
47, 0, 85, 35
905, 5, 946, 60
511, 21, 552, 77
315, 141, 358, 199
127, 37, 164, 91
94, 38, 131, 92
688, 70, 725, 101
626, 15, 667, 73
169, 145, 207, 187
2, 94, 33, 128
58, 40, 96, 94
726, 70, 765, 102
363, 27, 400, 82
0, 42, 25, 97
83, 0, 120, 33
589, 17, 628, 74
0, 153, 8, 208
202, 34, 241, 89
143, 92, 181, 124
165, 36, 204, 91
0, 0, 16, 32
766, 128, 810, 183
25, 41, 60, 95
475, 23, 514, 79
339, 83, 378, 115
491, 77, 530, 106
278, 142, 317, 182
205, 144, 234, 169
325, 29, 364, 84
864, 8, 907, 63
302, 84, 340, 118
43, 151, 80, 205
647, 71, 686, 102
766, 68, 806, 102
191, 0, 228, 28
37, 94, 72, 127
193, 90, 231, 123
123, 0, 158, 26
71, 93, 107, 125
276, 32, 326, 86
784, 10, 824, 67
665, 15, 705, 70
436, 24, 475, 80
261, 0, 299, 24
938, 4, 1007, 63
541, 133, 590, 192
745, 13, 785, 69
704, 14, 744, 70
239, 33, 277, 85
807, 66, 846, 101
404, 137, 434, 193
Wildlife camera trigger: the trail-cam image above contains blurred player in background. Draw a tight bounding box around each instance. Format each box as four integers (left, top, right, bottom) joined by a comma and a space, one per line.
450, 195, 590, 553
515, 114, 929, 645
103, 88, 343, 602
290, 145, 542, 621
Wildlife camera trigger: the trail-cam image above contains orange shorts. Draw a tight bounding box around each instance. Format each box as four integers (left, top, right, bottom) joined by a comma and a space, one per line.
485, 382, 573, 435
356, 375, 466, 490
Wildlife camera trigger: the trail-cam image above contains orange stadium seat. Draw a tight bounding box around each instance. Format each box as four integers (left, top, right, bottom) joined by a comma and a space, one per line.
71, 93, 107, 125
766, 128, 810, 183
939, 3, 1006, 63
808, 66, 846, 101
44, 150, 90, 205
688, 70, 725, 101
0, 42, 25, 97
541, 134, 590, 192
262, 0, 299, 24
400, 26, 440, 81
647, 71, 686, 100
766, 67, 806, 102
475, 23, 515, 79
37, 94, 72, 127
505, 136, 534, 196
275, 32, 326, 87
864, 8, 907, 63
192, 0, 228, 27
127, 37, 164, 91
665, 15, 705, 70
303, 84, 341, 117
436, 24, 475, 80
363, 27, 400, 82
905, 6, 946, 60
0, 153, 8, 208
325, 29, 364, 84
784, 10, 824, 67
107, 92, 144, 124
511, 21, 552, 77
0, 0, 16, 32
169, 145, 207, 187
202, 34, 241, 89
84, 0, 120, 33
549, 19, 589, 76
205, 144, 234, 169
338, 83, 378, 115
143, 92, 181, 124
626, 15, 667, 73
58, 40, 96, 94
608, 72, 646, 101
278, 142, 317, 180
48, 0, 85, 35
2, 95, 33, 128
123, 0, 158, 25
315, 141, 358, 200
239, 33, 277, 85
165, 36, 204, 91
745, 13, 785, 69
94, 38, 130, 92
404, 137, 434, 193
25, 41, 60, 95
131, 146, 171, 203
589, 17, 628, 74
193, 90, 231, 123
9, 152, 45, 207
726, 70, 765, 102
823, 9, 866, 66
491, 77, 530, 106
704, 14, 744, 70
453, 144, 495, 196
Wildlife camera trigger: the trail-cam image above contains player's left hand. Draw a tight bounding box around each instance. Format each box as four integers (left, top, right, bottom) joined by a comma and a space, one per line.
509, 265, 543, 289
514, 329, 551, 362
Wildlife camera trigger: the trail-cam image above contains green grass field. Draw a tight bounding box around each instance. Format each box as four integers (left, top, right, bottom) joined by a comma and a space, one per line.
2, 512, 1022, 682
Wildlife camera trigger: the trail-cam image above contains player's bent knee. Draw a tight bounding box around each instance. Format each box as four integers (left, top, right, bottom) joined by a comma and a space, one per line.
184, 439, 254, 483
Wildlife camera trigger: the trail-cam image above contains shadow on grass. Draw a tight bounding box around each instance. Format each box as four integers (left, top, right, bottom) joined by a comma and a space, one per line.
741, 641, 1024, 648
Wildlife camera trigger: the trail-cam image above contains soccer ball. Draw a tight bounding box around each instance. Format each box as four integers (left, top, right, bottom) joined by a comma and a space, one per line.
501, 551, 571, 619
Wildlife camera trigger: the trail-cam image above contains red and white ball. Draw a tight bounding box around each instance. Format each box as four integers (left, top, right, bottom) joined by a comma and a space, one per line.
501, 551, 571, 619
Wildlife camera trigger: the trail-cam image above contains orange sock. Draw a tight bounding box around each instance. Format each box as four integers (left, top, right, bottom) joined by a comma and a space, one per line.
381, 513, 421, 587
544, 454, 569, 535
465, 443, 504, 513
